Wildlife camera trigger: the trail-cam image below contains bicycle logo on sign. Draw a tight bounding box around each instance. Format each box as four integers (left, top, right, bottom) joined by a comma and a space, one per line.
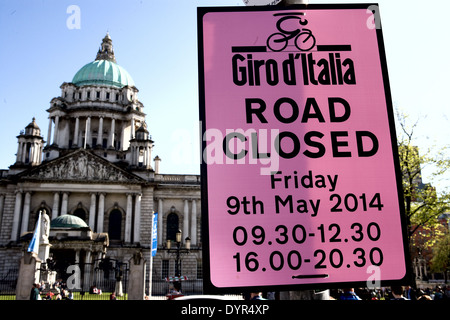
267, 12, 316, 52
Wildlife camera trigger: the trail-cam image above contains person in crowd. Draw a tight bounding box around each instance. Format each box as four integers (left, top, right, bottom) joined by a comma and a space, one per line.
45, 291, 54, 300
405, 286, 416, 300
250, 292, 267, 300
417, 294, 432, 300
339, 288, 362, 300
390, 286, 409, 300
30, 283, 40, 300
39, 281, 46, 292
433, 286, 443, 300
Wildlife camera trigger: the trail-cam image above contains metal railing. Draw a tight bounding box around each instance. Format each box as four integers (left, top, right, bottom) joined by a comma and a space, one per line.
0, 268, 18, 300
151, 279, 203, 297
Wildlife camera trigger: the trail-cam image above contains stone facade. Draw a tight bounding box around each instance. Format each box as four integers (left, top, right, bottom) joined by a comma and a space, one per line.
0, 35, 202, 293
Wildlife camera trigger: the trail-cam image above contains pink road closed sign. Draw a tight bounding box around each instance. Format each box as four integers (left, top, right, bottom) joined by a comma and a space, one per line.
198, 4, 410, 292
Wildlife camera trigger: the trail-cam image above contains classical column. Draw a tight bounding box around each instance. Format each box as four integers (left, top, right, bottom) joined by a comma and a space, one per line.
108, 118, 116, 149
190, 199, 197, 246
73, 117, 80, 146
120, 124, 126, 150
147, 146, 152, 167
38, 144, 43, 163
135, 146, 140, 166
60, 192, 69, 216
125, 194, 133, 243
47, 117, 53, 146
133, 194, 141, 243
52, 116, 59, 146
28, 143, 34, 164
142, 147, 146, 167
11, 191, 23, 241
183, 199, 189, 239
144, 146, 150, 168
157, 198, 163, 245
97, 193, 105, 233
16, 142, 23, 163
35, 142, 41, 164
98, 116, 104, 147
20, 192, 32, 234
30, 142, 36, 164
52, 192, 60, 219
88, 193, 96, 231
84, 117, 91, 148
130, 118, 135, 140
61, 121, 70, 148
21, 143, 27, 163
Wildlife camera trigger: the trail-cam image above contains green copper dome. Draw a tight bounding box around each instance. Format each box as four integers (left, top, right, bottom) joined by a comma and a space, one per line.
71, 33, 135, 88
50, 214, 89, 229
72, 60, 135, 88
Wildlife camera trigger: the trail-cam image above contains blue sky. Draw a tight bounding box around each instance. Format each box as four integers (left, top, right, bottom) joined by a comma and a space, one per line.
0, 0, 449, 191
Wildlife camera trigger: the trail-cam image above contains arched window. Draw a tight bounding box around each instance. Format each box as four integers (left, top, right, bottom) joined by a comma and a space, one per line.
108, 209, 122, 240
166, 213, 179, 241
25, 142, 31, 163
73, 208, 87, 221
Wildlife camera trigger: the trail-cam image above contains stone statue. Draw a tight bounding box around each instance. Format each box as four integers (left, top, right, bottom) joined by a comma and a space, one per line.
40, 210, 50, 243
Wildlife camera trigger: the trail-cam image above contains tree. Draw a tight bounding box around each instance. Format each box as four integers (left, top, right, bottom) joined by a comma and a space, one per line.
430, 233, 450, 283
396, 109, 450, 280
396, 109, 450, 239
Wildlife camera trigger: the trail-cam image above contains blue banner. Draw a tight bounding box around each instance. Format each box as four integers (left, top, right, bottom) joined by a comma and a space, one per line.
151, 212, 158, 256
27, 212, 41, 254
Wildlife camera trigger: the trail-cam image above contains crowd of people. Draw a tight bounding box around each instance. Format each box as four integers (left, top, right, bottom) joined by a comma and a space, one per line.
331, 285, 450, 301
244, 285, 450, 301
29, 280, 121, 300
29, 279, 74, 300
30, 280, 449, 301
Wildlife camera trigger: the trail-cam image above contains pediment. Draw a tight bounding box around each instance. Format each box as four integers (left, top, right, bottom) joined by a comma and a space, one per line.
21, 149, 143, 184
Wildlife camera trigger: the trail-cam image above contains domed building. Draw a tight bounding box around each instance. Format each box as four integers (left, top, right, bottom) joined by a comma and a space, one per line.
0, 35, 202, 298
43, 33, 151, 168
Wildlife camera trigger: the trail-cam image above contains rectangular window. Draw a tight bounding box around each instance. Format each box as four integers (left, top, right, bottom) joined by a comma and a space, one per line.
162, 260, 169, 279
197, 260, 203, 279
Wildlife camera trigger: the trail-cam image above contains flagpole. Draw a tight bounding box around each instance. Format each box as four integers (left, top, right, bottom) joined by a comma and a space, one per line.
148, 211, 158, 298
27, 210, 42, 257
148, 237, 153, 298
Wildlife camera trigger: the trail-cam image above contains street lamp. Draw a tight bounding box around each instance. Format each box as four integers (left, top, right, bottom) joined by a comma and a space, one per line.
166, 229, 191, 293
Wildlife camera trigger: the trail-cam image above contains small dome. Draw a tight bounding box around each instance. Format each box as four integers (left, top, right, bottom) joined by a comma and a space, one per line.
50, 214, 89, 229
25, 117, 40, 130
24, 118, 41, 136
72, 60, 135, 88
